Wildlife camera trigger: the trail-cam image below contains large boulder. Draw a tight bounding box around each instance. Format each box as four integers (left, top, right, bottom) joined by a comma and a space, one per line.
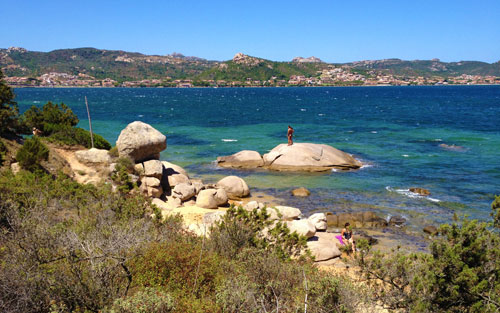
116, 121, 166, 162
308, 213, 328, 231
217, 150, 264, 168
216, 176, 250, 199
161, 161, 190, 188
196, 189, 228, 209
75, 148, 111, 165
141, 160, 163, 178
139, 176, 163, 198
172, 183, 196, 201
287, 219, 316, 239
307, 232, 342, 261
273, 206, 302, 220
263, 143, 362, 172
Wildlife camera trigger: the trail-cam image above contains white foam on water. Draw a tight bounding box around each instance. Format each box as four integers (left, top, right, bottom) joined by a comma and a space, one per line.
33, 100, 40, 103
386, 186, 441, 202
138, 114, 144, 117
402, 154, 409, 157
318, 113, 325, 116
300, 108, 306, 111
360, 164, 373, 169
221, 139, 238, 142
371, 131, 378, 134
434, 139, 443, 142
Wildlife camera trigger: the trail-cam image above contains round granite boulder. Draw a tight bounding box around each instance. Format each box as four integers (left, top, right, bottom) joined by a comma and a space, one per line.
216, 175, 250, 199
116, 121, 166, 163
263, 143, 362, 172
216, 150, 264, 168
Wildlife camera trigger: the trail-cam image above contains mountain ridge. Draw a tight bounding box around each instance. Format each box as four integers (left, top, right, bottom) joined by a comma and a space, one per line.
1, 47, 499, 86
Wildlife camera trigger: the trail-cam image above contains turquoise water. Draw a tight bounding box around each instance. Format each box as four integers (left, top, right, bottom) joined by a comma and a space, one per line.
14, 86, 500, 227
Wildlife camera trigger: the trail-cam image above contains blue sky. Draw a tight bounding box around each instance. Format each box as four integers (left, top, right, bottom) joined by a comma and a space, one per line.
2, 0, 499, 63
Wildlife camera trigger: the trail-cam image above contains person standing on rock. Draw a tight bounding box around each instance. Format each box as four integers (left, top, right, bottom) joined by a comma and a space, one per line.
341, 222, 356, 256
287, 125, 294, 146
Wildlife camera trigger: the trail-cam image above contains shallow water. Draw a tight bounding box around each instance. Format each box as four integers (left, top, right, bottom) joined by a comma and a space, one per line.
14, 86, 500, 231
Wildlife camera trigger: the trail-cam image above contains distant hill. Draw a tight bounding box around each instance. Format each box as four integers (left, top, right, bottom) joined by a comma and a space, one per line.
347, 58, 500, 77
194, 53, 328, 82
1, 47, 499, 84
0, 47, 216, 82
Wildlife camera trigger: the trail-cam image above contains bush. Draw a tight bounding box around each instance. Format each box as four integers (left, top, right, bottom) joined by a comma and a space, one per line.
0, 69, 24, 137
357, 206, 500, 312
111, 157, 137, 194
48, 126, 111, 149
0, 139, 6, 166
492, 195, 500, 228
108, 146, 119, 158
22, 101, 78, 135
15, 136, 49, 171
0, 170, 183, 313
22, 101, 111, 149
208, 205, 308, 260
106, 287, 174, 313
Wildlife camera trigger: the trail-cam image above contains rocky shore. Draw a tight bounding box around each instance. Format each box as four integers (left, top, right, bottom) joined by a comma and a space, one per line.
38, 121, 433, 263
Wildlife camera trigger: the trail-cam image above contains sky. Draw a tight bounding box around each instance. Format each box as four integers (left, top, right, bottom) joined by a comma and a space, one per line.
2, 0, 499, 63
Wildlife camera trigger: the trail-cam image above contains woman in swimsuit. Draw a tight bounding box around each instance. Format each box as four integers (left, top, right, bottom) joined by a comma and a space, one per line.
341, 222, 356, 255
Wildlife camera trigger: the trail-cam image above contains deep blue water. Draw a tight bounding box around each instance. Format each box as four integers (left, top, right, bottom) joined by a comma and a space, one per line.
14, 86, 500, 228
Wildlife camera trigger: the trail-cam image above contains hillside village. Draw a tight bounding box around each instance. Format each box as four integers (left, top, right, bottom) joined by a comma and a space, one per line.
2, 47, 499, 88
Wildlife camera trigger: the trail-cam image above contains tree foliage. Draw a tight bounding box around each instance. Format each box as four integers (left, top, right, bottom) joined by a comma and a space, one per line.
0, 69, 24, 137
23, 101, 78, 135
22, 101, 111, 149
357, 203, 500, 313
15, 136, 49, 171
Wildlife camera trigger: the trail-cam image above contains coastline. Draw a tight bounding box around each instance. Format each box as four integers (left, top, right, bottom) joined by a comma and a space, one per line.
10, 83, 500, 89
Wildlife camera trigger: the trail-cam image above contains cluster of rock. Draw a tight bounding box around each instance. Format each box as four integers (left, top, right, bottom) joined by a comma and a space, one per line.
113, 122, 252, 214
240, 202, 342, 261
217, 143, 362, 172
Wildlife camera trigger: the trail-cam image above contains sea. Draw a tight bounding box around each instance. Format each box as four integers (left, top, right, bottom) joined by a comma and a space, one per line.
14, 86, 500, 243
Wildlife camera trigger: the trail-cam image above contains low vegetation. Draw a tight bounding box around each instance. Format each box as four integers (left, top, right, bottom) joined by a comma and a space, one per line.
356, 196, 500, 312
23, 101, 111, 149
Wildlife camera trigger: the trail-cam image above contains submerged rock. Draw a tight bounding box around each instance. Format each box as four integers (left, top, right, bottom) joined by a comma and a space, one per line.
116, 121, 166, 162
423, 225, 438, 235
291, 187, 311, 197
326, 211, 388, 228
409, 187, 430, 196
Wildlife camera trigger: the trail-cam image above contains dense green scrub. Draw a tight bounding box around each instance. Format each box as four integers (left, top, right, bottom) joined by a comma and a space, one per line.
0, 170, 358, 313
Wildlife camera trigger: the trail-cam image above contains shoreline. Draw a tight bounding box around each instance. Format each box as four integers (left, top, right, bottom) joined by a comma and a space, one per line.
9, 83, 500, 89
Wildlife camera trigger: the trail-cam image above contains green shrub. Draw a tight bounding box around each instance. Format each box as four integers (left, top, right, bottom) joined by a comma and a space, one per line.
22, 101, 78, 135
492, 195, 500, 228
208, 205, 308, 260
0, 139, 6, 166
107, 287, 174, 313
48, 126, 111, 149
0, 69, 25, 137
111, 157, 137, 194
108, 146, 119, 158
357, 208, 500, 312
129, 239, 224, 313
15, 136, 49, 171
